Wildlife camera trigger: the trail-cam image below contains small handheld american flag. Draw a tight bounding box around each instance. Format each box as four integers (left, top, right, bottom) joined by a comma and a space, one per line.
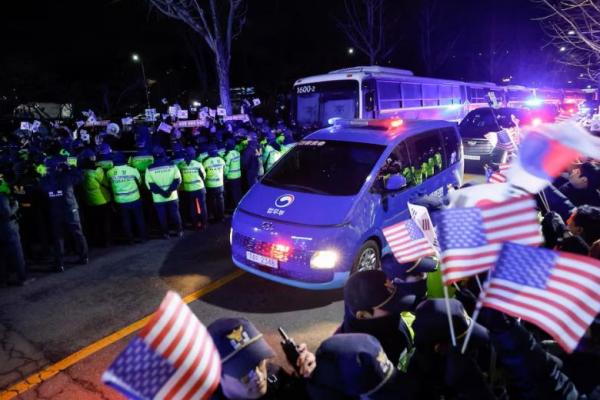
432, 196, 543, 284
486, 163, 510, 184
481, 243, 600, 352
383, 219, 436, 263
496, 129, 516, 153
103, 291, 221, 400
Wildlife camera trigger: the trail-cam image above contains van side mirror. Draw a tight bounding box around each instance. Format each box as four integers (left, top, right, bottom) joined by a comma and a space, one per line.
365, 91, 375, 112
385, 174, 407, 191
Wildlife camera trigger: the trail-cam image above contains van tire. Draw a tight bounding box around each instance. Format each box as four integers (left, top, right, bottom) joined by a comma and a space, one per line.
351, 240, 381, 274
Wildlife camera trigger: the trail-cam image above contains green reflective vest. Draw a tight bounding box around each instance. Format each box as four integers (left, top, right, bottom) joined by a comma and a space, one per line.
67, 156, 78, 167
145, 164, 181, 203
107, 165, 141, 204
217, 148, 226, 158
196, 152, 209, 163
83, 167, 111, 206
97, 159, 114, 172
265, 148, 281, 171
177, 160, 206, 192
129, 155, 154, 173
202, 156, 227, 188
224, 150, 241, 180
261, 144, 274, 166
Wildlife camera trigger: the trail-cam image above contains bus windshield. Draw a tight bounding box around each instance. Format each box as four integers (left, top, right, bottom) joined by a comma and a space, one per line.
294, 80, 359, 128
261, 140, 384, 196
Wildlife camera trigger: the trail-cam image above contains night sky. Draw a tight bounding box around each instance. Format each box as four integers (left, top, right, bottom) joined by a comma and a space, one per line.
0, 0, 584, 115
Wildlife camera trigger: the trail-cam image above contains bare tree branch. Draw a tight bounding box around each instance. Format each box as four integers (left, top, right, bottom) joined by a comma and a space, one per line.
148, 0, 247, 112
533, 0, 600, 82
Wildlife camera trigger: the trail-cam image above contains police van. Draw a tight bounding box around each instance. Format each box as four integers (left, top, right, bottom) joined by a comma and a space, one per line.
230, 118, 463, 289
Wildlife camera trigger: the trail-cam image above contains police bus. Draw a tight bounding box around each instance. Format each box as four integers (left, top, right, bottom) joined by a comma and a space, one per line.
290, 66, 592, 131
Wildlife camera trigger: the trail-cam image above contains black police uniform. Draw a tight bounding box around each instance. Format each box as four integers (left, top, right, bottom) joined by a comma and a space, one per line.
0, 192, 27, 284
39, 161, 88, 269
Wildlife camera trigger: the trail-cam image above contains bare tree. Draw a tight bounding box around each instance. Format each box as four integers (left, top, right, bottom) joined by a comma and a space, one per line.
337, 0, 395, 65
534, 0, 600, 82
419, 0, 461, 76
149, 0, 247, 114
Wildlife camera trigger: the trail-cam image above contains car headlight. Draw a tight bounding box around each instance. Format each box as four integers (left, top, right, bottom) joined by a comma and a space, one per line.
229, 228, 233, 245
310, 250, 339, 269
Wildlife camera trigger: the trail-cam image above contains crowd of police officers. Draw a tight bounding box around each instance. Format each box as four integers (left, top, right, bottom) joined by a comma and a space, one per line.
0, 113, 296, 286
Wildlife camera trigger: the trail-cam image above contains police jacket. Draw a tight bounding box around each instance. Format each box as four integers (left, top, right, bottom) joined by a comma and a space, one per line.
39, 166, 82, 217
491, 321, 581, 400
0, 193, 19, 234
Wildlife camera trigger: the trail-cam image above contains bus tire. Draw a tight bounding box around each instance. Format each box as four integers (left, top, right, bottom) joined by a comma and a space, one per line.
351, 240, 381, 274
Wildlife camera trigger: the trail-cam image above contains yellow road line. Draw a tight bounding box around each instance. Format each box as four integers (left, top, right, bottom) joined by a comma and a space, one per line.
0, 269, 245, 400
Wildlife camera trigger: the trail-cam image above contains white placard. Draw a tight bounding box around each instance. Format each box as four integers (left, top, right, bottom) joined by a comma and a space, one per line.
80, 130, 90, 142
252, 98, 261, 106
145, 108, 157, 121
32, 120, 41, 132
158, 122, 172, 133
121, 117, 133, 125
216, 106, 226, 116
168, 106, 178, 117
76, 120, 85, 128
177, 110, 189, 120
199, 110, 208, 119
209, 109, 216, 118
20, 122, 31, 131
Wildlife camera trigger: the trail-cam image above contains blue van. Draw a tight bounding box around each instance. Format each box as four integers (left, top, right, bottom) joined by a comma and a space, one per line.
230, 119, 464, 289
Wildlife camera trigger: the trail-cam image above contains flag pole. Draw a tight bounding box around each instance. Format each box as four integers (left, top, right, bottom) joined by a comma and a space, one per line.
461, 277, 490, 354
443, 285, 457, 347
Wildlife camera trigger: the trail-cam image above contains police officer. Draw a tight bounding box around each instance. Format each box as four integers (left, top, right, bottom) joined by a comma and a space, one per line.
39, 157, 88, 271
208, 317, 315, 400
171, 142, 186, 165
145, 147, 183, 238
264, 139, 282, 172
241, 140, 261, 192
0, 175, 30, 286
202, 145, 227, 222
81, 157, 112, 247
107, 153, 146, 244
177, 147, 207, 230
96, 143, 114, 171
224, 140, 242, 212
128, 137, 154, 177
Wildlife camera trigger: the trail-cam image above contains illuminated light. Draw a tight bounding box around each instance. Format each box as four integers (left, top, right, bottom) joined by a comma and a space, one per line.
131, 53, 140, 62
328, 117, 342, 125
310, 250, 339, 269
567, 108, 576, 114
525, 97, 543, 107
347, 47, 354, 55
389, 119, 404, 128
271, 243, 291, 262
192, 100, 201, 107
587, 85, 593, 89
559, 46, 566, 52
532, 117, 542, 127
229, 228, 233, 245
447, 104, 462, 111
568, 30, 575, 35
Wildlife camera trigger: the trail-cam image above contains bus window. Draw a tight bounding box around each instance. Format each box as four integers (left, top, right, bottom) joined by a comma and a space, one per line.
295, 80, 359, 127
439, 85, 453, 105
422, 84, 439, 107
377, 81, 402, 110
402, 83, 422, 108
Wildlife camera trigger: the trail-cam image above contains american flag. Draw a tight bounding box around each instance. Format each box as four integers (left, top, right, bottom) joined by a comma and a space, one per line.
432, 196, 543, 284
486, 163, 510, 184
481, 243, 600, 352
103, 291, 221, 400
496, 129, 516, 152
383, 219, 436, 263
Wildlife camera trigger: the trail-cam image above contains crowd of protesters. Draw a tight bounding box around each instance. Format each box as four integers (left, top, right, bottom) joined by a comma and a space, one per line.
0, 103, 297, 286
205, 154, 600, 399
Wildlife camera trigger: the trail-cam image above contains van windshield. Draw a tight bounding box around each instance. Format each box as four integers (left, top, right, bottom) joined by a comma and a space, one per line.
294, 81, 359, 129
261, 140, 385, 196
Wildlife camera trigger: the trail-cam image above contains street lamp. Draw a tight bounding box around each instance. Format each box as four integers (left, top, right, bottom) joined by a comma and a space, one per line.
347, 47, 354, 55
132, 53, 150, 109
559, 46, 566, 52
568, 30, 575, 35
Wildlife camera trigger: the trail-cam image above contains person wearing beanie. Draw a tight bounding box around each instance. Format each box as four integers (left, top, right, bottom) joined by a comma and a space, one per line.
202, 145, 227, 222
96, 143, 114, 172
145, 147, 183, 238
177, 146, 208, 230
107, 152, 146, 244
224, 140, 242, 213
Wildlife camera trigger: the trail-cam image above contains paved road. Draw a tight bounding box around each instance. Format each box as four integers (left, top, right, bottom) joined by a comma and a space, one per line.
0, 220, 343, 399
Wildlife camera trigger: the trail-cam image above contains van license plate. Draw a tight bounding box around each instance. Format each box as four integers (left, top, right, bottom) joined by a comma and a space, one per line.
463, 154, 480, 160
246, 251, 278, 269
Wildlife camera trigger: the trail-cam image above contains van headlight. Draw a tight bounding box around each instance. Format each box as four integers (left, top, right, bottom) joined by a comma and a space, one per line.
310, 250, 339, 269
229, 228, 233, 245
